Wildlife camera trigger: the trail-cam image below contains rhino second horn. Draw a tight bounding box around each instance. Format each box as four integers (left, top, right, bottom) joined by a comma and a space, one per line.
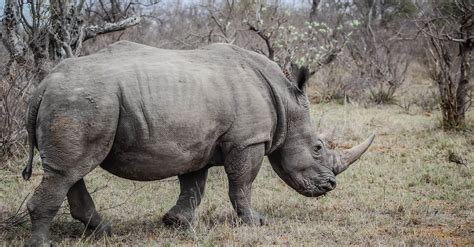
333, 134, 375, 175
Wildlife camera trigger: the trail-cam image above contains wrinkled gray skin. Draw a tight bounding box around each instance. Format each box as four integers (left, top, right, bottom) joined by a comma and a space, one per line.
23, 41, 374, 246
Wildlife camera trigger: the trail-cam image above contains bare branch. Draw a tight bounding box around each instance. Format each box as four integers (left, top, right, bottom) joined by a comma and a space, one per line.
446, 34, 474, 43
83, 15, 141, 42
247, 22, 274, 60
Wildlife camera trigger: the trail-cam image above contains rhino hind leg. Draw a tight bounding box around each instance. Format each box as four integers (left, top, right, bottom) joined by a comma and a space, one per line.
26, 101, 118, 246
225, 144, 267, 226
26, 172, 80, 246
27, 161, 112, 246
163, 168, 208, 228
67, 179, 111, 238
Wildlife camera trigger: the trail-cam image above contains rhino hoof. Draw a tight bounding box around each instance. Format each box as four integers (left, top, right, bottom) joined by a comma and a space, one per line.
241, 211, 267, 226
92, 224, 112, 239
162, 212, 192, 228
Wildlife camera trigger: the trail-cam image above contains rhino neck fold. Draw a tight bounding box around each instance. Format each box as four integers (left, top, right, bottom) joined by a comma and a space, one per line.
253, 68, 288, 154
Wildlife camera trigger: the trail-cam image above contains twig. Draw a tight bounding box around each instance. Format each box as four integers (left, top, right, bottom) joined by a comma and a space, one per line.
0, 193, 30, 231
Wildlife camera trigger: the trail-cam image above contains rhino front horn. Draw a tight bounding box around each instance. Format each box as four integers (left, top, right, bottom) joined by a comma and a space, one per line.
333, 134, 375, 175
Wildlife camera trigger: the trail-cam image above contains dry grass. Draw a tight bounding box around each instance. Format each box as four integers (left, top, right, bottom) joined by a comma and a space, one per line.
0, 103, 473, 246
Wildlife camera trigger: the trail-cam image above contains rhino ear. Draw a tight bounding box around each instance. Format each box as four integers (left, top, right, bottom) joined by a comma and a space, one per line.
290, 63, 314, 91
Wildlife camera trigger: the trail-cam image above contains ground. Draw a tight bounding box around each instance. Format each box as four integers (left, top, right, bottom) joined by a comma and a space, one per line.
0, 103, 473, 246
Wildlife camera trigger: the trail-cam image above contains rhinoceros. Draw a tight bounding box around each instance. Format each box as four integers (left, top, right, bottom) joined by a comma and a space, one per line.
22, 41, 374, 245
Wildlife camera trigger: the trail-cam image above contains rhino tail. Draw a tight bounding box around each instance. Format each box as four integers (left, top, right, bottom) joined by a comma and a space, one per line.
22, 87, 46, 181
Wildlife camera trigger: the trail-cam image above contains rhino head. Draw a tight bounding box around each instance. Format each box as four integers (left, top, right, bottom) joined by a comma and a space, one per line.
268, 65, 375, 197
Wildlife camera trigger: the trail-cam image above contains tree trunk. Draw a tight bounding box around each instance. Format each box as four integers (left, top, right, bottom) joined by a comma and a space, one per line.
0, 0, 27, 75
454, 20, 472, 128
427, 11, 472, 130
309, 0, 320, 22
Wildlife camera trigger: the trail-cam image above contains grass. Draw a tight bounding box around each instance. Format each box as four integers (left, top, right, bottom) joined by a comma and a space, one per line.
0, 103, 473, 246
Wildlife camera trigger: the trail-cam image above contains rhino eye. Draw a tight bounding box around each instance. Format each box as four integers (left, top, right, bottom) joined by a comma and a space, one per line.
313, 144, 323, 156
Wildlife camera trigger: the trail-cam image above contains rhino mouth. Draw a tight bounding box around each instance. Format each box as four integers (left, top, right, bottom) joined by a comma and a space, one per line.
270, 162, 336, 197
295, 177, 337, 197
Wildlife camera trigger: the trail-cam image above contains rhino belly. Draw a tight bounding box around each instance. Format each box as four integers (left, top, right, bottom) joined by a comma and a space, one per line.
100, 108, 225, 181
100, 142, 214, 181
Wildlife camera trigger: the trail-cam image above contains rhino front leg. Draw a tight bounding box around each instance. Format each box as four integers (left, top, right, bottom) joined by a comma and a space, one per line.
67, 179, 111, 238
163, 168, 208, 228
225, 144, 266, 226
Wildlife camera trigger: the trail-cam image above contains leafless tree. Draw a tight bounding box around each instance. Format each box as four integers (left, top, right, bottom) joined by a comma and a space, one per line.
0, 0, 143, 81
347, 0, 414, 104
417, 0, 473, 129
206, 0, 239, 44
0, 0, 145, 161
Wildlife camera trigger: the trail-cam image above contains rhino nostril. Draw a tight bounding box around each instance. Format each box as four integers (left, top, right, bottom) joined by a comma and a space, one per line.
327, 178, 336, 189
